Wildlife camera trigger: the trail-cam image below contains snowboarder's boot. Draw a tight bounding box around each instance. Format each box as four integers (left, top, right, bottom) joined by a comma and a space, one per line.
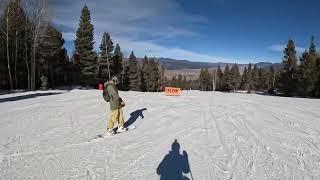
117, 127, 127, 133
106, 128, 115, 136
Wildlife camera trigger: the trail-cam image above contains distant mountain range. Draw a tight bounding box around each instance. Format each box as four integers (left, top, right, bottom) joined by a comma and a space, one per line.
156, 58, 282, 70
132, 57, 282, 80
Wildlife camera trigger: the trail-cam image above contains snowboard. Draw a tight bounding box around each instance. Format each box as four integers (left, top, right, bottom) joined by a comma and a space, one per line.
90, 125, 136, 141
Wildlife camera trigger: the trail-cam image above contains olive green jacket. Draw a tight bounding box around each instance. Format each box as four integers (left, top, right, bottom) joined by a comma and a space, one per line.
106, 82, 121, 110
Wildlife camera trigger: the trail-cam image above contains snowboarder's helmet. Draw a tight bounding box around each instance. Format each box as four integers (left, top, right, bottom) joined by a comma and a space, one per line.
111, 76, 119, 85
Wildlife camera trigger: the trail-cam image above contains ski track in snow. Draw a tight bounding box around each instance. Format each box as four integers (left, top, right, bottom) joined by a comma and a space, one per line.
1, 90, 320, 179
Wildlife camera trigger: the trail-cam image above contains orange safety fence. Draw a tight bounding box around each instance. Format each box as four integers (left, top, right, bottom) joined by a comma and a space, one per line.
165, 87, 182, 96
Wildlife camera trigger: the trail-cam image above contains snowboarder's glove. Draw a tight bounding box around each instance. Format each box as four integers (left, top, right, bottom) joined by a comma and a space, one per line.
121, 101, 125, 107
119, 98, 125, 107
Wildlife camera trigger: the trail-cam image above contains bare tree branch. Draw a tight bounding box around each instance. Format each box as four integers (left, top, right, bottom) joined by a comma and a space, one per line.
27, 0, 48, 90
0, 27, 7, 36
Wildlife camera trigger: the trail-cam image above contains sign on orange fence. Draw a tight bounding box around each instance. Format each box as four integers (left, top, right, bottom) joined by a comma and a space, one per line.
165, 87, 182, 96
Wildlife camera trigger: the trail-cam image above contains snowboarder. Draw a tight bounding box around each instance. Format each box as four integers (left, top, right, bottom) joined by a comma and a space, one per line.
157, 139, 191, 180
104, 76, 127, 135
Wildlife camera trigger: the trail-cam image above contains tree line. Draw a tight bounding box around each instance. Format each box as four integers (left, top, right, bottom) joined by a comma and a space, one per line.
167, 37, 320, 98
214, 63, 278, 92
1, 2, 319, 97
164, 75, 199, 90
0, 2, 164, 91
0, 0, 70, 90
72, 5, 165, 91
279, 37, 320, 97
166, 64, 279, 93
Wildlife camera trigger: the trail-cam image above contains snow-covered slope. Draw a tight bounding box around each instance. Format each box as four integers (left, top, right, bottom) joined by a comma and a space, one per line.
1, 90, 320, 179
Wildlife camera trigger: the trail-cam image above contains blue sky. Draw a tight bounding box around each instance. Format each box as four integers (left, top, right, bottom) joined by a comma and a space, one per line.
49, 0, 320, 63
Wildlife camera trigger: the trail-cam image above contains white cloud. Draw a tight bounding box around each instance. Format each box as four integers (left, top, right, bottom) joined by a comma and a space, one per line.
50, 0, 238, 63
268, 44, 306, 53
50, 0, 205, 40
62, 31, 236, 62
113, 36, 236, 62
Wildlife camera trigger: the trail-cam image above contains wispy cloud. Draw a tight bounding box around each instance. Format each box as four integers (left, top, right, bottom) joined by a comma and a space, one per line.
47, 0, 235, 62
113, 36, 237, 62
50, 0, 205, 41
268, 44, 306, 53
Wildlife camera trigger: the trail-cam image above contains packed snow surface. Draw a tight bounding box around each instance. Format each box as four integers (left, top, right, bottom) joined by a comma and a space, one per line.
1, 90, 320, 179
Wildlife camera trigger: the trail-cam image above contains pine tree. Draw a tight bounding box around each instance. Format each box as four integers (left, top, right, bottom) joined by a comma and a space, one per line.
98, 32, 114, 82
199, 68, 212, 91
247, 63, 253, 92
141, 55, 148, 91
241, 67, 249, 90
159, 65, 165, 91
269, 65, 276, 92
123, 65, 130, 91
143, 55, 155, 91
113, 43, 124, 89
223, 65, 231, 91
149, 58, 160, 91
138, 64, 144, 91
113, 44, 123, 76
251, 64, 259, 90
38, 24, 65, 88
299, 36, 318, 96
309, 36, 316, 55
127, 51, 141, 91
74, 5, 97, 86
57, 48, 70, 86
227, 63, 241, 91
257, 68, 267, 90
280, 39, 298, 96
216, 65, 224, 91
298, 51, 308, 95
315, 56, 320, 97
141, 56, 160, 92
205, 69, 212, 91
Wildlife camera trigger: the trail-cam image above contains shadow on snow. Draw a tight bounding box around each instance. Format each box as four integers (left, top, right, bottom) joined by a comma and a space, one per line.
0, 92, 63, 103
125, 108, 147, 128
113, 108, 147, 132
157, 139, 192, 180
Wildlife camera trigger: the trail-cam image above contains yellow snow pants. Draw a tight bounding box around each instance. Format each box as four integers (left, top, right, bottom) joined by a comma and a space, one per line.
107, 108, 125, 129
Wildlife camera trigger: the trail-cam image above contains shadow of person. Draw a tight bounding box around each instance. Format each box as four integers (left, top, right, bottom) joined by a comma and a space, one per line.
0, 92, 62, 103
124, 108, 147, 128
157, 139, 191, 180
